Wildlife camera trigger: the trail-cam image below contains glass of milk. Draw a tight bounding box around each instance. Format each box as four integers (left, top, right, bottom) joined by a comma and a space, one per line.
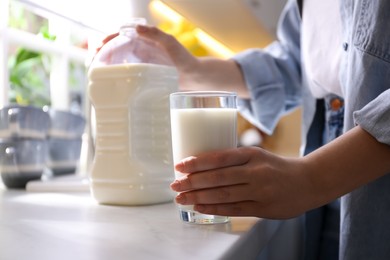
170, 91, 237, 224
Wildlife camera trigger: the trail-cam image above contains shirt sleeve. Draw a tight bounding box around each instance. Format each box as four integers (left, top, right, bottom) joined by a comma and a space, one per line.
353, 90, 390, 145
231, 0, 302, 135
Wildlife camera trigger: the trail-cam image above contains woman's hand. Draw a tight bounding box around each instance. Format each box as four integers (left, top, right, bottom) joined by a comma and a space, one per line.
171, 146, 310, 219
171, 126, 390, 220
95, 26, 195, 71
136, 25, 199, 78
136, 25, 249, 97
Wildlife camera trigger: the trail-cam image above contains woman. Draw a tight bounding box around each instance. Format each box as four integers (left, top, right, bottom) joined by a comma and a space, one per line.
101, 0, 390, 259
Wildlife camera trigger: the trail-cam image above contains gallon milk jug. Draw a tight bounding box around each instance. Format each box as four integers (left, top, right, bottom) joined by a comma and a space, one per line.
88, 18, 178, 205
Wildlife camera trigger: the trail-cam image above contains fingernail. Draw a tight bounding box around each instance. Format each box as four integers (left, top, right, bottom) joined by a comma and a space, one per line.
170, 180, 181, 191
175, 162, 184, 172
175, 193, 186, 204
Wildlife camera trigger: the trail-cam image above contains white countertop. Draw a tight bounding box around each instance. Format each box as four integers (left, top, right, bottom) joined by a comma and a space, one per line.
0, 184, 282, 260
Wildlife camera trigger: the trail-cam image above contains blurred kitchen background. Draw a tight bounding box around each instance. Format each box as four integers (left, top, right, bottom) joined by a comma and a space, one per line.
0, 0, 301, 170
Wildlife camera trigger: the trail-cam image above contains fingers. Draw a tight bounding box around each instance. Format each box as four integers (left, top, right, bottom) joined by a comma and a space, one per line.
102, 33, 119, 44
175, 184, 252, 205
194, 201, 261, 217
136, 25, 176, 49
171, 147, 260, 192
171, 164, 249, 192
175, 147, 253, 173
136, 25, 195, 68
194, 201, 301, 219
96, 33, 119, 53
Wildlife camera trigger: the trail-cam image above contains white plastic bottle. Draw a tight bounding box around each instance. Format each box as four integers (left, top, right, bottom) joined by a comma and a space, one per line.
88, 18, 178, 205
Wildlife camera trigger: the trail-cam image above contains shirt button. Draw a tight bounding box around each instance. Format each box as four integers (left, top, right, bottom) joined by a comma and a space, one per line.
342, 42, 349, 51
330, 98, 344, 111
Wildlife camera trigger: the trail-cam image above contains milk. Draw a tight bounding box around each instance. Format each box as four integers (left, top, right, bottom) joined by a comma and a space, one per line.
170, 108, 237, 211
88, 63, 178, 205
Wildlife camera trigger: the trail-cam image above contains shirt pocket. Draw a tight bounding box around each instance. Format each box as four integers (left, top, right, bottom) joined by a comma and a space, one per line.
354, 0, 390, 63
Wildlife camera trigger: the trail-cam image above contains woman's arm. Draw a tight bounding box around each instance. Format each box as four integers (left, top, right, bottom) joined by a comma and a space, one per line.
171, 126, 390, 219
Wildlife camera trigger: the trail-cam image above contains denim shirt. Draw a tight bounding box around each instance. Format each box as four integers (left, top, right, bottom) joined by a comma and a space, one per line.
233, 0, 390, 259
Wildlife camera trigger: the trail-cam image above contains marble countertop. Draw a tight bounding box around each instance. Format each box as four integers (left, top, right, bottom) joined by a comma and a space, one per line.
0, 186, 281, 260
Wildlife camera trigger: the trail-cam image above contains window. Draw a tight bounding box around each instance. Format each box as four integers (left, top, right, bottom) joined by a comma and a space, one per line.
0, 0, 93, 114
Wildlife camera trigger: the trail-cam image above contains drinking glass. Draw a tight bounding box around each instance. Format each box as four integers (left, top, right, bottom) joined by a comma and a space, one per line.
170, 91, 237, 224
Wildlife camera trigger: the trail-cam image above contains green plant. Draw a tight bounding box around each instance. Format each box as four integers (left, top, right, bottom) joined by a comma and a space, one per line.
8, 26, 56, 107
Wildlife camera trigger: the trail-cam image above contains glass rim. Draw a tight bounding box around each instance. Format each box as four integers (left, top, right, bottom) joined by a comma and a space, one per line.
170, 91, 237, 98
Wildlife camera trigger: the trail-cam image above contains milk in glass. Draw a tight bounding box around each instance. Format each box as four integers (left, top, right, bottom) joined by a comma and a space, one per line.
171, 108, 237, 179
